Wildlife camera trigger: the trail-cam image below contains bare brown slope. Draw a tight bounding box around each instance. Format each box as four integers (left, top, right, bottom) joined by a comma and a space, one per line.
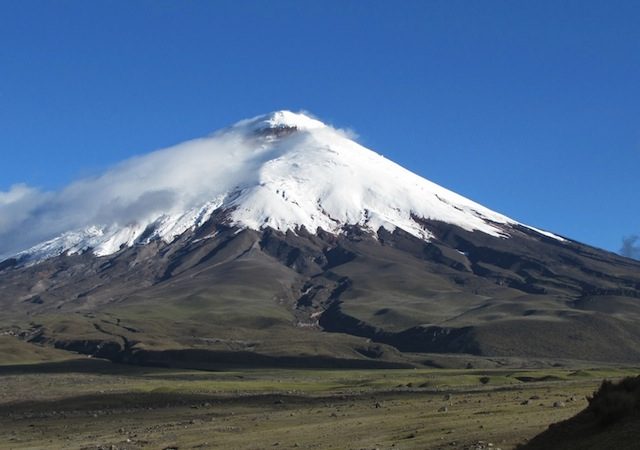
1, 216, 639, 366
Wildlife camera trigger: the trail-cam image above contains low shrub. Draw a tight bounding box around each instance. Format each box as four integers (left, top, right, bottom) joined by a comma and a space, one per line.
587, 376, 640, 426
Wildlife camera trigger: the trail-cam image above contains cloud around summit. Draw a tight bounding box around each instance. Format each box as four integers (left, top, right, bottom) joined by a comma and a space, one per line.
0, 113, 356, 260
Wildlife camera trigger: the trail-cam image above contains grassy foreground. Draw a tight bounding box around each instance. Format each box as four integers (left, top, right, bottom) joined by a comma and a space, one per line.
0, 357, 637, 450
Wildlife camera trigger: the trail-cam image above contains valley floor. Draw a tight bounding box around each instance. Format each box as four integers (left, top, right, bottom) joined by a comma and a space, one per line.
0, 358, 637, 450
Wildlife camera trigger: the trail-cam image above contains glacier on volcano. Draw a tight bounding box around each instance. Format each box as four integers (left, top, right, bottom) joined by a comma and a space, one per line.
0, 110, 563, 264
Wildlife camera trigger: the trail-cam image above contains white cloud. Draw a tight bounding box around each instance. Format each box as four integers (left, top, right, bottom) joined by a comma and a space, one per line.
0, 184, 50, 235
0, 126, 263, 259
621, 235, 640, 260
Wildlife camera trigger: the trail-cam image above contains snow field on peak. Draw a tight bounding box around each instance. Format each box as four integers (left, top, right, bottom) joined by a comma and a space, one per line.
227, 125, 514, 240
6, 110, 563, 263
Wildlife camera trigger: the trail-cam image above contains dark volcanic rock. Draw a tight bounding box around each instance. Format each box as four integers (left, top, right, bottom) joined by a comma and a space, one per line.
1, 217, 640, 365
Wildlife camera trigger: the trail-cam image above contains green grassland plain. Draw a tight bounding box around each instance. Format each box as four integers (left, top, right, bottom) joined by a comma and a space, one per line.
0, 341, 637, 450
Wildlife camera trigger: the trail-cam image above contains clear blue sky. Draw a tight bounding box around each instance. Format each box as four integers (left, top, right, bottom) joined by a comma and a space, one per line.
1, 0, 638, 253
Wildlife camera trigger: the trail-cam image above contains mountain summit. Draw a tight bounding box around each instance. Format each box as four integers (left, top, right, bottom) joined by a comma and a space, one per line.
235, 110, 327, 132
7, 110, 559, 264
1, 111, 639, 368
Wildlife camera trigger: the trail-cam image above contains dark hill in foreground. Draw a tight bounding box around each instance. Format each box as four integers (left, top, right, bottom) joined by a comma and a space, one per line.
521, 376, 640, 450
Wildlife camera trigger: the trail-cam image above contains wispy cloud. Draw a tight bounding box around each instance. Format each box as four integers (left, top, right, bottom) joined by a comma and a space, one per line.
0, 112, 356, 259
0, 128, 260, 258
620, 235, 640, 260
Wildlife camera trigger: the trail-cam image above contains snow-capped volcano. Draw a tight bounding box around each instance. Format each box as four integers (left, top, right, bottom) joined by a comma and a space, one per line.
3, 111, 561, 263
4, 111, 640, 366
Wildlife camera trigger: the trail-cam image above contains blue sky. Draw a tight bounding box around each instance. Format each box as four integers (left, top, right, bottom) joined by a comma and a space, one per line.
1, 0, 638, 253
